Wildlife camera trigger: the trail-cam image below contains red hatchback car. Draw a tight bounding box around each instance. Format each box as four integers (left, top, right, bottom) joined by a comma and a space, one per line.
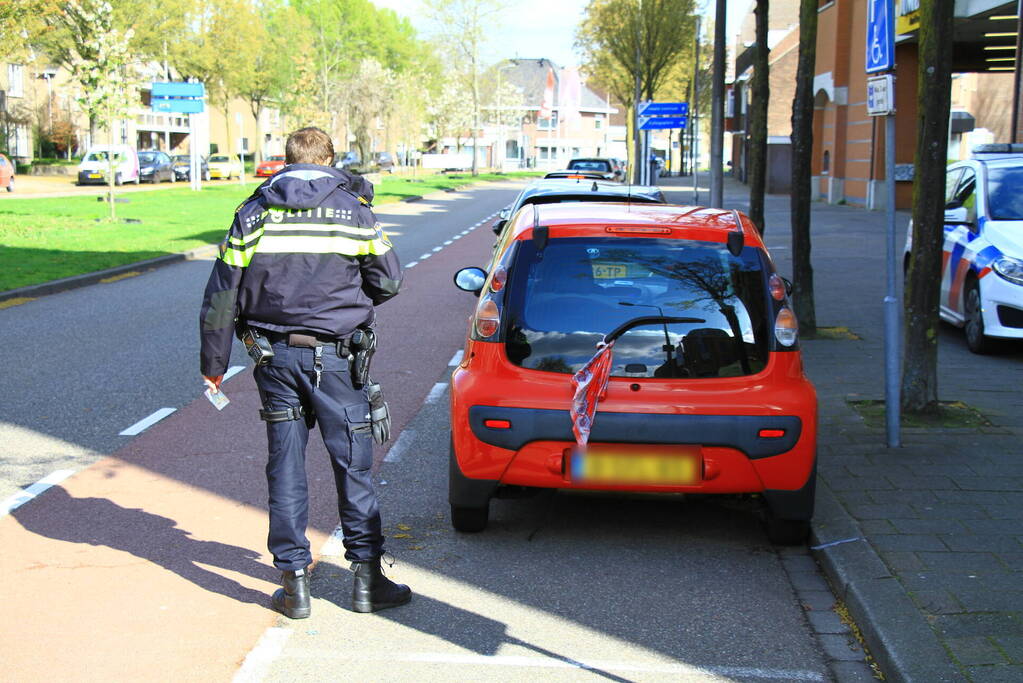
255, 154, 286, 177
450, 203, 817, 544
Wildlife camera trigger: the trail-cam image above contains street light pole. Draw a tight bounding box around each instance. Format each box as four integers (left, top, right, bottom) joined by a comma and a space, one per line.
710, 0, 726, 208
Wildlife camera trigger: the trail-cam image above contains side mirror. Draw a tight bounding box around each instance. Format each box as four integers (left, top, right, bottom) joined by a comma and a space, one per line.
782, 277, 794, 296
944, 206, 970, 225
492, 219, 506, 235
454, 267, 487, 295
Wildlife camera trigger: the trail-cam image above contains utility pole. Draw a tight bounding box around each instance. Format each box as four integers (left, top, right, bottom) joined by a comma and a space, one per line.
693, 15, 701, 203
633, 3, 643, 184
710, 0, 726, 208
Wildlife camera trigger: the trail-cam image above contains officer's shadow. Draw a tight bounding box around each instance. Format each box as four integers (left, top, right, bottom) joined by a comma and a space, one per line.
13, 486, 273, 606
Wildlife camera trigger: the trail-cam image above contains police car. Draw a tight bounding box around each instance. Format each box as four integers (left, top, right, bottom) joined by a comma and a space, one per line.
905, 145, 1023, 353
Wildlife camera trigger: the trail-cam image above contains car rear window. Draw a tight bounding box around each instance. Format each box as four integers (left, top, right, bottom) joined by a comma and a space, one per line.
503, 236, 770, 378
568, 160, 611, 172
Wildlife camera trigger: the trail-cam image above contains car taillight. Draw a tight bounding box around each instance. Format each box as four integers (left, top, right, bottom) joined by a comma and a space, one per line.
769, 273, 786, 301
475, 299, 500, 338
775, 307, 798, 347
490, 266, 507, 292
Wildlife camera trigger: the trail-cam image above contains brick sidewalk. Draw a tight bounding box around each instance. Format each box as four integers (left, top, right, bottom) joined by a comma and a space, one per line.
661, 175, 1023, 682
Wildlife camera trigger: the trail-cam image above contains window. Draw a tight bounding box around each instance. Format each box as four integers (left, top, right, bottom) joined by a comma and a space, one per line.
985, 166, 1023, 220
595, 118, 603, 129
944, 168, 964, 205
821, 150, 830, 175
504, 237, 770, 378
537, 112, 559, 130
7, 64, 23, 97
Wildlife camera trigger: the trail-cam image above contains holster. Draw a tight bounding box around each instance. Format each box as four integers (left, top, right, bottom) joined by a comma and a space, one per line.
260, 403, 316, 429
366, 381, 390, 444
350, 327, 376, 389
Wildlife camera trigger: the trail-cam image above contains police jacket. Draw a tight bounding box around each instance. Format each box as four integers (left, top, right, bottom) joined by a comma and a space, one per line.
199, 164, 402, 377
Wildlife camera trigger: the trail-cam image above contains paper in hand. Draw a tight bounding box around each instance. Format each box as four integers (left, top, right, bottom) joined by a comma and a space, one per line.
205, 387, 230, 411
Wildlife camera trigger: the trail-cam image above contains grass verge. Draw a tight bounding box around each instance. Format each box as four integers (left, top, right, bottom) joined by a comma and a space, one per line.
0, 171, 540, 292
848, 399, 991, 429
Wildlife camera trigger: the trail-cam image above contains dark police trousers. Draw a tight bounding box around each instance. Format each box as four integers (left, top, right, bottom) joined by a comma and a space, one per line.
253, 340, 383, 571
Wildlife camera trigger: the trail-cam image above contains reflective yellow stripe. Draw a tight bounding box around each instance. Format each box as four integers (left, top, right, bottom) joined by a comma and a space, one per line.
256, 233, 392, 256
220, 243, 257, 267
228, 227, 264, 247
263, 222, 380, 238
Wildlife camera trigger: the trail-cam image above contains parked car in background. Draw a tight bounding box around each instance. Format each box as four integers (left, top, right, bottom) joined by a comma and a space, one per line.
904, 147, 1023, 353
566, 157, 621, 182
543, 169, 611, 181
371, 151, 394, 173
333, 151, 360, 172
449, 202, 816, 544
256, 154, 286, 177
171, 154, 210, 182
77, 144, 140, 185
492, 178, 666, 236
0, 153, 14, 192
137, 150, 175, 183
207, 154, 243, 180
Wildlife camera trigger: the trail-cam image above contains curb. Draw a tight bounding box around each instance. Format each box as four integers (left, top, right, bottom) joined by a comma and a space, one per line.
811, 479, 964, 683
0, 244, 219, 304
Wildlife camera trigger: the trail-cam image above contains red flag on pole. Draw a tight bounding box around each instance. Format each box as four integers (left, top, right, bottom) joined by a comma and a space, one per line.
538, 68, 556, 120
570, 341, 615, 447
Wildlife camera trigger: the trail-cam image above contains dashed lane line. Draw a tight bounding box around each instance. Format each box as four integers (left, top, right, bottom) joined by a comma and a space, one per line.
223, 365, 246, 382
0, 469, 75, 518
119, 407, 176, 436
402, 212, 498, 270
383, 428, 416, 463
232, 627, 293, 683
448, 349, 464, 366
424, 382, 448, 404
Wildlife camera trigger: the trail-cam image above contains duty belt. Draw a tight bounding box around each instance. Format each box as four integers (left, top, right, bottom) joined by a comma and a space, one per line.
264, 331, 352, 357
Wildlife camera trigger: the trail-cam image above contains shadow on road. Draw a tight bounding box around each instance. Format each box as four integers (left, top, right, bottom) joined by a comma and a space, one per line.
12, 486, 274, 606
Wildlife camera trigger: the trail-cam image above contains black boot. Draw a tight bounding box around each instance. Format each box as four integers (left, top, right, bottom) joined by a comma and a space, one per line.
271, 568, 311, 619
351, 559, 412, 613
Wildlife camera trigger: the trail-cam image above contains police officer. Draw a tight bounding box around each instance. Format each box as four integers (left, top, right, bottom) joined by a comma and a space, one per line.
199, 127, 410, 618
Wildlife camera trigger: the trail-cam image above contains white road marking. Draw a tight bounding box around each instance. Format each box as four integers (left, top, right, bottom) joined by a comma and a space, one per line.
223, 365, 246, 382
233, 627, 293, 683
119, 408, 176, 436
0, 469, 75, 518
431, 246, 443, 252
424, 382, 448, 404
319, 523, 346, 557
448, 349, 464, 366
404, 261, 418, 268
443, 240, 453, 245
418, 253, 432, 261
383, 428, 416, 463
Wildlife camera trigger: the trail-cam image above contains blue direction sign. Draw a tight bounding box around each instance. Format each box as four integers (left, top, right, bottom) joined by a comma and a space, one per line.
639, 101, 688, 117
152, 98, 204, 114
865, 0, 894, 73
151, 81, 205, 98
151, 81, 205, 114
640, 115, 687, 130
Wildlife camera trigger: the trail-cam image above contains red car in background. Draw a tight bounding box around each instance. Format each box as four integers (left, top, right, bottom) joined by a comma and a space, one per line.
255, 154, 286, 177
0, 153, 14, 192
450, 202, 817, 544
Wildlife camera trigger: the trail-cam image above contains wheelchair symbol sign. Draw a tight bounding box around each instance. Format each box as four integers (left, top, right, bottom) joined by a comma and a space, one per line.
866, 0, 894, 73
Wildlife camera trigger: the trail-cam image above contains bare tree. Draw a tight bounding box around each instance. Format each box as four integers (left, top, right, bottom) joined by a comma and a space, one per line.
789, 0, 817, 335
902, 0, 955, 414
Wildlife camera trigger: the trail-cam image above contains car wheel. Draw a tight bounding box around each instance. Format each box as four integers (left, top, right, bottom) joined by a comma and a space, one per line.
451, 504, 489, 533
6, 177, 12, 192
115, 172, 122, 186
764, 515, 810, 546
964, 279, 995, 354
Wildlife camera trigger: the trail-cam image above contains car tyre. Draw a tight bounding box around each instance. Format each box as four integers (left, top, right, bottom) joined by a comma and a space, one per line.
451, 504, 489, 533
964, 279, 995, 354
114, 172, 122, 186
6, 177, 12, 192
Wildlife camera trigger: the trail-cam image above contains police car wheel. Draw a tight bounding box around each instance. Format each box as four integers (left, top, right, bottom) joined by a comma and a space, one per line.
964, 280, 995, 354
450, 504, 488, 533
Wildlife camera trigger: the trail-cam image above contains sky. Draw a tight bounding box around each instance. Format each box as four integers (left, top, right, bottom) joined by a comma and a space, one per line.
370, 0, 753, 69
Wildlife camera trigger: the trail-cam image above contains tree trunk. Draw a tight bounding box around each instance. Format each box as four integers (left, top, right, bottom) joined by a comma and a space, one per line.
789, 0, 818, 336
902, 0, 955, 414
747, 0, 770, 234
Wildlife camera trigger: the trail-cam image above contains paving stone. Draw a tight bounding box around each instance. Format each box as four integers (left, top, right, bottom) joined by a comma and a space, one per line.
789, 570, 832, 593
946, 636, 1008, 666
954, 587, 1023, 613
994, 552, 1023, 570
941, 535, 1023, 553
871, 534, 947, 553
912, 503, 990, 520
879, 550, 926, 572
917, 551, 1006, 572
799, 589, 838, 612
808, 609, 850, 635
781, 554, 819, 573
907, 588, 963, 615
934, 613, 1023, 638
818, 632, 866, 661
992, 634, 1023, 663
954, 477, 1023, 492
935, 490, 1008, 505
890, 518, 968, 535
858, 518, 896, 534
829, 659, 883, 683
885, 474, 959, 490
965, 664, 1023, 683
965, 519, 1023, 535
983, 504, 1023, 520
846, 502, 917, 520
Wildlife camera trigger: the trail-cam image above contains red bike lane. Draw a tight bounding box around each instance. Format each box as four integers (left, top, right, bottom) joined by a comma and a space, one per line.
0, 218, 494, 680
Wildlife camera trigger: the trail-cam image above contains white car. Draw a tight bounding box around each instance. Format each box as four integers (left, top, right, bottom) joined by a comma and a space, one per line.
904, 149, 1023, 352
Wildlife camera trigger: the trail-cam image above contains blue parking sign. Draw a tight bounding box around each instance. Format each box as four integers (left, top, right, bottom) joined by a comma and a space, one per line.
866, 0, 894, 73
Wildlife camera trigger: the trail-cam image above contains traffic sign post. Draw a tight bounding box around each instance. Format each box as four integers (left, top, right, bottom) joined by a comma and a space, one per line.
151, 82, 206, 191
639, 116, 688, 130
639, 101, 689, 117
864, 0, 900, 446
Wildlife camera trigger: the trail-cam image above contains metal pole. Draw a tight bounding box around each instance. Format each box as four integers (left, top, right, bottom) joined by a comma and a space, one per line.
884, 107, 900, 446
1012, 0, 1023, 142
693, 15, 700, 204
710, 0, 726, 208
634, 8, 643, 185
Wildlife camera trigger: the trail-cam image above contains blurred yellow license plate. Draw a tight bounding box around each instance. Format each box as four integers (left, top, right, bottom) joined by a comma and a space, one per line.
592, 262, 627, 279
88, 173, 102, 179
571, 445, 700, 485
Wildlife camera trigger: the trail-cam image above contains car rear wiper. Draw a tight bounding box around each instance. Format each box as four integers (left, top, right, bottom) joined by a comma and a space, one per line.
603, 315, 705, 344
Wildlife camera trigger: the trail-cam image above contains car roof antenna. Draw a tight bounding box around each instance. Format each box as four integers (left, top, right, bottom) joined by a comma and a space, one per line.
727, 210, 744, 256
532, 205, 548, 260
